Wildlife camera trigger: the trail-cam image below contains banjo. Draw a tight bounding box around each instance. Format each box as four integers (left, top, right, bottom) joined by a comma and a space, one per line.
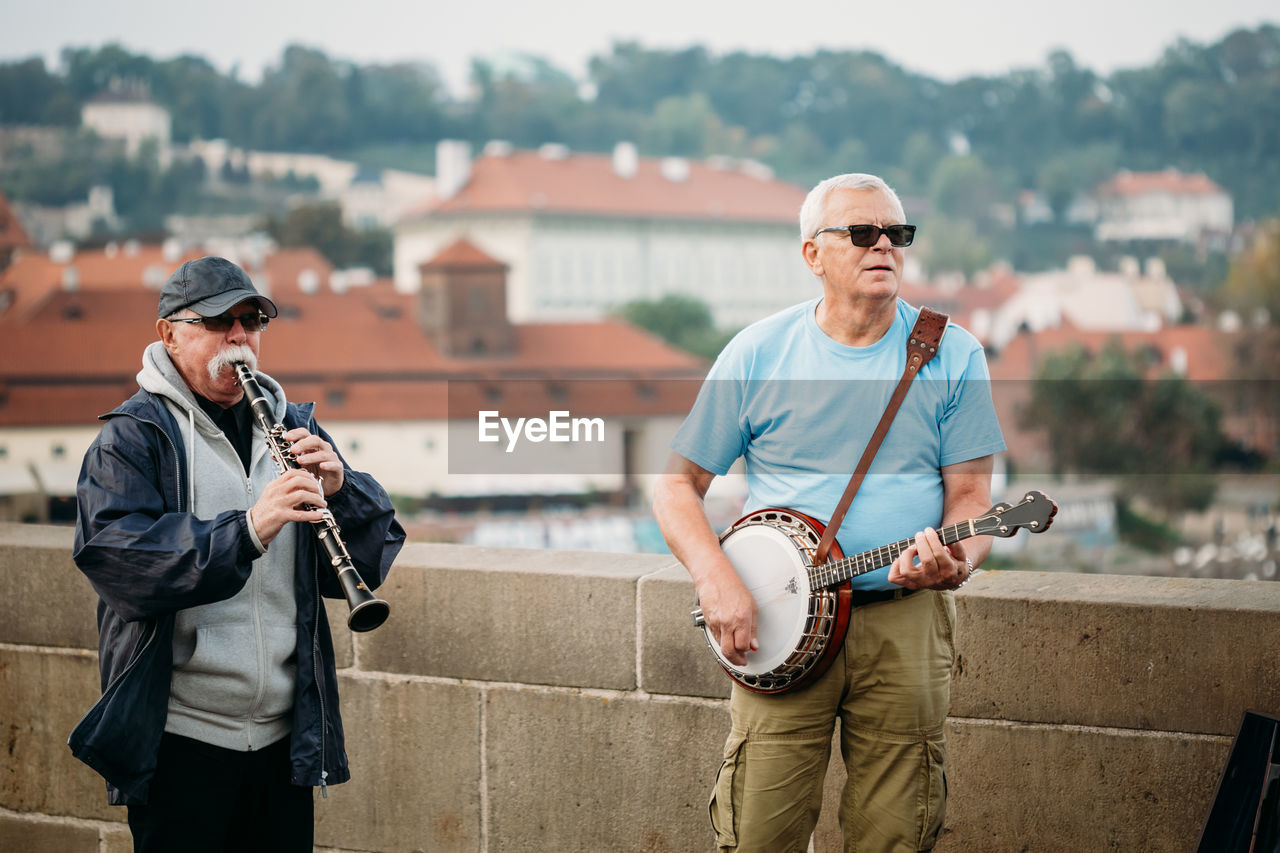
692, 490, 1057, 694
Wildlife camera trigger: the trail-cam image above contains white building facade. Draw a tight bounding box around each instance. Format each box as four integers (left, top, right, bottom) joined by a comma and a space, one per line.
1094, 169, 1233, 245
81, 95, 172, 166
394, 142, 816, 330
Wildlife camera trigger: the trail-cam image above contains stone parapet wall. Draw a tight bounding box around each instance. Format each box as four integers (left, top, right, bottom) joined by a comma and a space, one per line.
2, 523, 1276, 852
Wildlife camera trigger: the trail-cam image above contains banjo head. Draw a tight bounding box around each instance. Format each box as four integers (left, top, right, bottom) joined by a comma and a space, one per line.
716, 521, 815, 676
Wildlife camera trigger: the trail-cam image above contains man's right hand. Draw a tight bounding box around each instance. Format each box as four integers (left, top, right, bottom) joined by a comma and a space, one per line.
651, 452, 759, 666
696, 565, 759, 667
248, 468, 327, 546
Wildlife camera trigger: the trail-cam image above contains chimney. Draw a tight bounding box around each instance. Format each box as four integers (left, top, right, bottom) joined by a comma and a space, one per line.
612, 141, 638, 179
49, 240, 74, 264
436, 139, 472, 201
660, 157, 690, 183
418, 238, 514, 357
162, 237, 181, 263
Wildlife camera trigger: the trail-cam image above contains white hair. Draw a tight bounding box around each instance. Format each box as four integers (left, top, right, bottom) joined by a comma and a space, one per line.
798, 173, 906, 240
207, 345, 257, 382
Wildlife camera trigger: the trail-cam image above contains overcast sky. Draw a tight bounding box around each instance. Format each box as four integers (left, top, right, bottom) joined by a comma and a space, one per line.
3, 0, 1278, 94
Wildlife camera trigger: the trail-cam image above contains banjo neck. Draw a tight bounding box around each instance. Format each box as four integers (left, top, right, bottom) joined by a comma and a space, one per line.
809, 519, 974, 589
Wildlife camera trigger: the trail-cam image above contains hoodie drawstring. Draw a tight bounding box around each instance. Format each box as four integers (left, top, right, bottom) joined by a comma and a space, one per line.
186, 408, 196, 512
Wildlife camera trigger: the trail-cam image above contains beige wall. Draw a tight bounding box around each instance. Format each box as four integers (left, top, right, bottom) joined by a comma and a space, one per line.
3, 522, 1277, 851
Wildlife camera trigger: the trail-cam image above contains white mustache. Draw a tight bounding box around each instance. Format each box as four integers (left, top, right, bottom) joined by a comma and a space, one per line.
207, 345, 258, 382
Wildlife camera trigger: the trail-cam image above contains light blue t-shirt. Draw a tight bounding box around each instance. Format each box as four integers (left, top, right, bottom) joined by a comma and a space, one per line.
671, 297, 1006, 591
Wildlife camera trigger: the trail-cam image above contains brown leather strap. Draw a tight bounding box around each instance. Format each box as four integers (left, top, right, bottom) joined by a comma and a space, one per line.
813, 307, 948, 565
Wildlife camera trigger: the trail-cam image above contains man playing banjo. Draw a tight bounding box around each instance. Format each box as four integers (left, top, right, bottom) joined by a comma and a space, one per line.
652, 173, 1006, 852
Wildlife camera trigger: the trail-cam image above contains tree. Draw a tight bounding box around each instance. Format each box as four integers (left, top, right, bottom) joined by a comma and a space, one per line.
1034, 143, 1120, 222
916, 215, 992, 280
589, 43, 709, 112
467, 55, 587, 148
263, 202, 393, 276
1021, 341, 1226, 517
928, 154, 1001, 226
251, 46, 353, 151
642, 93, 725, 157
1226, 217, 1280, 320
0, 57, 74, 125
616, 294, 733, 360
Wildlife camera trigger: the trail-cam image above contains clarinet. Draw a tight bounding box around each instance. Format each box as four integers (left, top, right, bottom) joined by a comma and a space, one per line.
234, 362, 390, 632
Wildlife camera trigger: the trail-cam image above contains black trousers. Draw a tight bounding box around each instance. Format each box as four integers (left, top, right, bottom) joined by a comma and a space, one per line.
127, 732, 314, 853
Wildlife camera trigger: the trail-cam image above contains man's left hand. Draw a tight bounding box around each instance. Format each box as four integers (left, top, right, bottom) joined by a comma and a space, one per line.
887, 527, 972, 591
284, 428, 345, 496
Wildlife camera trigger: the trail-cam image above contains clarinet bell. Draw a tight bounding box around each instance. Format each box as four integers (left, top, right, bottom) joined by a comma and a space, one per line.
341, 575, 390, 632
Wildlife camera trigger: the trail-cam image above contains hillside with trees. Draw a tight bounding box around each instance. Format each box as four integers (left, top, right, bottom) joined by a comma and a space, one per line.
1, 26, 1278, 220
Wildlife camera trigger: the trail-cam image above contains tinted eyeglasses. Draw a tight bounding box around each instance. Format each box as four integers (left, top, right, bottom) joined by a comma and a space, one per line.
813, 224, 917, 248
169, 312, 270, 332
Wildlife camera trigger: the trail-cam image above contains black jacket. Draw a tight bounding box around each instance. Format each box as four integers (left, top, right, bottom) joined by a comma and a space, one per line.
69, 387, 405, 805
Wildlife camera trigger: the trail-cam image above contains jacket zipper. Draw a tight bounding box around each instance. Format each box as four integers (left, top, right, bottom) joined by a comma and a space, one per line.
242, 473, 267, 751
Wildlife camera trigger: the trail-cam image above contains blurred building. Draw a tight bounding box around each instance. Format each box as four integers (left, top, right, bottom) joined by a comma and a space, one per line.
184, 140, 436, 231
1094, 169, 1233, 248
394, 140, 813, 328
0, 239, 706, 521
981, 255, 1184, 350
80, 83, 172, 167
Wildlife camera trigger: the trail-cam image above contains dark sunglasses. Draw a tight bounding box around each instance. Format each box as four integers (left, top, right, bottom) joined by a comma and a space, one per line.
813, 224, 917, 248
170, 312, 270, 332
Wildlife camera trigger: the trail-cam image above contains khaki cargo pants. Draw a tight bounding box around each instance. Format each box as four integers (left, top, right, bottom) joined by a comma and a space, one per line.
709, 589, 956, 853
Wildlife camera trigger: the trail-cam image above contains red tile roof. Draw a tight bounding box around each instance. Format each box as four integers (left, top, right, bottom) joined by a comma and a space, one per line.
423, 238, 506, 269
987, 324, 1248, 383
0, 276, 707, 427
0, 245, 346, 319
414, 149, 807, 224
0, 245, 206, 320
1096, 169, 1226, 198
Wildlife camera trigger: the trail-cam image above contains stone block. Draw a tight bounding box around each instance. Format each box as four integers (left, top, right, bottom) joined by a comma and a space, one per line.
484, 686, 728, 853
102, 824, 133, 853
935, 717, 1229, 852
0, 813, 100, 852
638, 563, 733, 699
951, 571, 1280, 735
361, 543, 665, 689
0, 523, 97, 650
813, 715, 1229, 852
313, 673, 481, 853
0, 646, 119, 821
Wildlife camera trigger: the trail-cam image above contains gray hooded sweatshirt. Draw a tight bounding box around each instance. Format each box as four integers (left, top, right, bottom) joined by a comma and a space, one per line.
139, 341, 300, 752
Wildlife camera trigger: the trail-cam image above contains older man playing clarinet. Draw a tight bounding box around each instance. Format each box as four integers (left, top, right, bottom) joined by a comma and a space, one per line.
69, 256, 405, 852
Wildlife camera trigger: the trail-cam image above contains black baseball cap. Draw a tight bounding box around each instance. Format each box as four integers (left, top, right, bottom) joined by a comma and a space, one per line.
157, 256, 279, 319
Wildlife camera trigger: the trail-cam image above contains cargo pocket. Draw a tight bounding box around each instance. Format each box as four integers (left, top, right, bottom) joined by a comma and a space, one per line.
918, 736, 948, 850
709, 729, 747, 849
